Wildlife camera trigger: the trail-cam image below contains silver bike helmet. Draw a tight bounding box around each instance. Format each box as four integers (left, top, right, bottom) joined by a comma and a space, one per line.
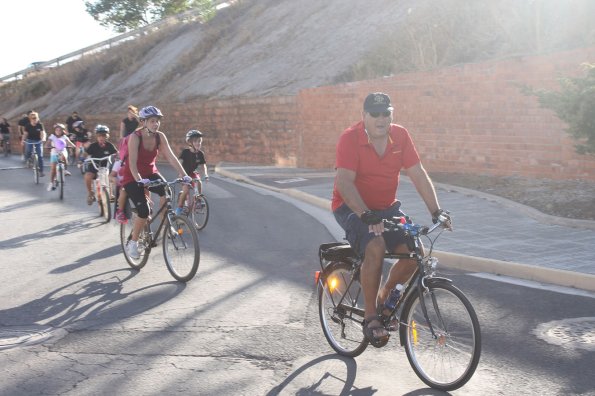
54, 123, 66, 130
185, 129, 203, 143
72, 120, 84, 128
139, 106, 164, 120
95, 124, 110, 134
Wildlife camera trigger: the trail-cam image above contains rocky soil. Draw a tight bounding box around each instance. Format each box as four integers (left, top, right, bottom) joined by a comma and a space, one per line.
430, 173, 595, 221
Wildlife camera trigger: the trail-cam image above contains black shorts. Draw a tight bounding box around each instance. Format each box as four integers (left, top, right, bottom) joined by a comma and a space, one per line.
123, 173, 166, 218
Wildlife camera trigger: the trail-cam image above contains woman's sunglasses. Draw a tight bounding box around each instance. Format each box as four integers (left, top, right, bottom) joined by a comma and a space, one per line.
368, 111, 391, 118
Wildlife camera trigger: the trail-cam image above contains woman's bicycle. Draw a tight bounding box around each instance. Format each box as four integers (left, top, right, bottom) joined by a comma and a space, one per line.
1, 135, 10, 157
84, 155, 114, 223
120, 179, 200, 282
316, 215, 481, 391
24, 140, 43, 184
178, 177, 209, 230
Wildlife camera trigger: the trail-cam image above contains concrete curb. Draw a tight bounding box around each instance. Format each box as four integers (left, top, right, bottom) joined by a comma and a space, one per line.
215, 163, 595, 292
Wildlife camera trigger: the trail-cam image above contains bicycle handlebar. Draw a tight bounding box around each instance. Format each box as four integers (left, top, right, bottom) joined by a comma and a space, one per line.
383, 215, 449, 236
83, 155, 114, 170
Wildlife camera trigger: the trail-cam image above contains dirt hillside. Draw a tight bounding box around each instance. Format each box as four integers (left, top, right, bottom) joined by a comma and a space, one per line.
3, 0, 420, 117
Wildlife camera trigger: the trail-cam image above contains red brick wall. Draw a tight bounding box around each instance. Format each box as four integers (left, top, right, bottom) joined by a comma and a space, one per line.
33, 96, 300, 167
298, 47, 595, 181
9, 46, 595, 181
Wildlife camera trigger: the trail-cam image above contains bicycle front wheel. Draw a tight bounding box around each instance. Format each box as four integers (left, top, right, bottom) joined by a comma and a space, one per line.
401, 281, 481, 391
120, 208, 151, 270
58, 165, 64, 200
163, 214, 200, 282
33, 154, 39, 184
100, 186, 111, 223
190, 194, 209, 230
318, 261, 368, 357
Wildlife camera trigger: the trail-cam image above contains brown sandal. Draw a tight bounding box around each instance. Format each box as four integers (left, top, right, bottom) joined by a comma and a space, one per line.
363, 316, 389, 348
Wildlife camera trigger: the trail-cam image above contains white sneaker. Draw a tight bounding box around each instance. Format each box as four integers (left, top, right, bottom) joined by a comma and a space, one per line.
47, 183, 53, 192
127, 240, 141, 259
64, 170, 72, 176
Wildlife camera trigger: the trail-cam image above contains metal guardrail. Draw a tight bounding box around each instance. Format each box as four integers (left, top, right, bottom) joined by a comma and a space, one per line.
0, 3, 229, 83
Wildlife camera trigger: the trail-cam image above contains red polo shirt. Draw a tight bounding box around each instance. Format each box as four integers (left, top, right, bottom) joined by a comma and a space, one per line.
331, 121, 420, 211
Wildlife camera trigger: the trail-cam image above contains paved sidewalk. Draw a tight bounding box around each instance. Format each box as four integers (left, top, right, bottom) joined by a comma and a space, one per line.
215, 163, 595, 292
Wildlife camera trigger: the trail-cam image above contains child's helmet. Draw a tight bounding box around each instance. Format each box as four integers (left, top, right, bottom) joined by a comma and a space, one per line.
73, 120, 84, 128
95, 125, 110, 134
139, 106, 163, 120
54, 123, 66, 130
185, 129, 203, 142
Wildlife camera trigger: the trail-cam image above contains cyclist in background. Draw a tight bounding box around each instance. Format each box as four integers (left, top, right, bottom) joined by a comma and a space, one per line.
72, 120, 91, 164
174, 129, 209, 215
22, 111, 46, 176
66, 111, 83, 136
332, 92, 451, 346
0, 118, 11, 153
120, 105, 190, 259
46, 123, 75, 191
18, 111, 32, 160
82, 125, 118, 205
119, 105, 140, 139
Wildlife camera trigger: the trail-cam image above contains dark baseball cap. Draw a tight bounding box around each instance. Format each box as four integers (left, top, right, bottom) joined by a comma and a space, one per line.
363, 92, 393, 112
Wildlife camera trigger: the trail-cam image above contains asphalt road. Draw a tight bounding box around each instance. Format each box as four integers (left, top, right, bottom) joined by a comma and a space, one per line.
0, 163, 594, 395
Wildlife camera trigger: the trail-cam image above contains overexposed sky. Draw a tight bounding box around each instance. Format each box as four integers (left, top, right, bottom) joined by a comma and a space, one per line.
0, 0, 117, 78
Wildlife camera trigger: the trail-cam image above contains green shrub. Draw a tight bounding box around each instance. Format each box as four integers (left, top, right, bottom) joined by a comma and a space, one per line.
525, 63, 595, 155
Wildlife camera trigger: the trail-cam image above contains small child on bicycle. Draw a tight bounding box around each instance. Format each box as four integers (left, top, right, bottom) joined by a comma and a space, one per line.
175, 129, 209, 215
82, 125, 118, 205
45, 123, 76, 191
72, 120, 91, 164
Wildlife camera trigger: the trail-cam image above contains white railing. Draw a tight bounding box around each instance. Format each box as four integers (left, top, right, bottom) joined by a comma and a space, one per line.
0, 2, 232, 83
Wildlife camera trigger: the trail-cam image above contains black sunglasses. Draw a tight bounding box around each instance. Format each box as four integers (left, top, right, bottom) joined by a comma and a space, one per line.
368, 111, 391, 118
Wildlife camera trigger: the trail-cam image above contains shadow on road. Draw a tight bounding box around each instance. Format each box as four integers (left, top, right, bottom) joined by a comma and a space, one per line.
0, 216, 104, 250
49, 244, 122, 274
0, 268, 186, 339
266, 354, 369, 395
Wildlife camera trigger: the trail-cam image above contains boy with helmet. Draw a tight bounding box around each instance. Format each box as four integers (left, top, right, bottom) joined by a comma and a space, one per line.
175, 129, 209, 215
82, 125, 118, 205
120, 105, 191, 259
45, 123, 76, 191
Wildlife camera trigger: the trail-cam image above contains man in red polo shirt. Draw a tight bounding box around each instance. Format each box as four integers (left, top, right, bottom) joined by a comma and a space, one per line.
332, 92, 451, 346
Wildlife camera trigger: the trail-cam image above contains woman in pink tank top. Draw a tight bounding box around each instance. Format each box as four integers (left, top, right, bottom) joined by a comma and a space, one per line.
122, 106, 190, 260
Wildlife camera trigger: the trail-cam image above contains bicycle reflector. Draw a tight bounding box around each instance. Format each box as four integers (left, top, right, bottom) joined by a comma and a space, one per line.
314, 271, 320, 286
328, 277, 338, 292
177, 228, 184, 235
399, 216, 406, 224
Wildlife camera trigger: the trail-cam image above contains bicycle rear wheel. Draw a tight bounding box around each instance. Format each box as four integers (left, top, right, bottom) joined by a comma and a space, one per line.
190, 194, 209, 230
163, 214, 200, 282
318, 261, 368, 357
58, 165, 64, 200
401, 281, 481, 391
100, 186, 111, 223
120, 208, 151, 270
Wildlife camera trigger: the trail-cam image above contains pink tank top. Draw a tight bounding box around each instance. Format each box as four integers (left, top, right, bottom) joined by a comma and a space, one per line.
121, 134, 159, 185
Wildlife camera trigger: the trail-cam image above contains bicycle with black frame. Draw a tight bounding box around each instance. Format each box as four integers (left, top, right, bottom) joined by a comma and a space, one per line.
316, 214, 481, 391
120, 178, 200, 282
24, 140, 44, 184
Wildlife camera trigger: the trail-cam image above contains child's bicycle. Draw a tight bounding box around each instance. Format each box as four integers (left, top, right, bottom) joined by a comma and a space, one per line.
84, 155, 114, 223
120, 179, 200, 282
178, 177, 209, 230
55, 153, 68, 200
316, 215, 481, 391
